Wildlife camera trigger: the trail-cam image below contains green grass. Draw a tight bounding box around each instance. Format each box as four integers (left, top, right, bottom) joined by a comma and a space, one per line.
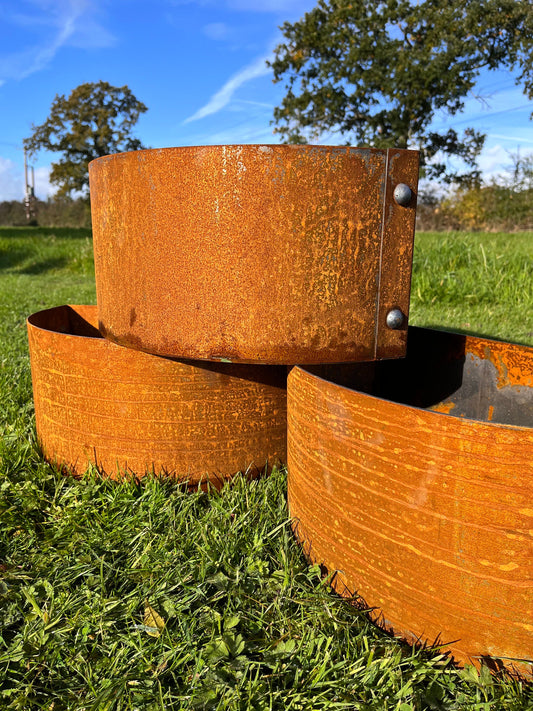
0, 226, 532, 709
409, 231, 533, 345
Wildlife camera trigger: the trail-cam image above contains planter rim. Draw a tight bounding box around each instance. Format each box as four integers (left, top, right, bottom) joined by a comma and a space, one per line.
89, 144, 419, 166
27, 304, 100, 338
293, 325, 533, 431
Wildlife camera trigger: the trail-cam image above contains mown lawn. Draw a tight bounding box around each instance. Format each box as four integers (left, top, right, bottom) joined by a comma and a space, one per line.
0, 226, 532, 710
410, 231, 532, 346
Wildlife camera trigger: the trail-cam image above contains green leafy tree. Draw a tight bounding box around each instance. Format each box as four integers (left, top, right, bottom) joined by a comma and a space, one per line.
269, 0, 533, 185
24, 81, 148, 197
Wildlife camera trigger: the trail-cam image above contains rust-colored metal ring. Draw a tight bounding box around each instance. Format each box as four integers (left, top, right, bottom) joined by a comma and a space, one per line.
287, 327, 533, 674
28, 305, 287, 484
89, 145, 419, 364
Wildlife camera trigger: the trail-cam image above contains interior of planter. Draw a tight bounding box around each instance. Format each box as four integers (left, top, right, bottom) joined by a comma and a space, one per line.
28, 304, 102, 339
305, 326, 532, 428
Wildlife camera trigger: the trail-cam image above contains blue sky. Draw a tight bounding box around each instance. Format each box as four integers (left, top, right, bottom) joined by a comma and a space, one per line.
0, 0, 532, 201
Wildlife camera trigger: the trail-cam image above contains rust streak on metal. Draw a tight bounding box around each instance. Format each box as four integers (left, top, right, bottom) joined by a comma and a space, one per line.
28, 305, 287, 484
89, 145, 419, 364
287, 327, 533, 675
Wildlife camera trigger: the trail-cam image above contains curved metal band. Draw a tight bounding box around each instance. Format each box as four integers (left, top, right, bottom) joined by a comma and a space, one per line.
287, 327, 533, 674
28, 305, 287, 483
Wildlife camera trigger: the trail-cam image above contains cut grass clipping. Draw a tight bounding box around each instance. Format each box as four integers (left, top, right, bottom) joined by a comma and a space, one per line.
0, 226, 532, 709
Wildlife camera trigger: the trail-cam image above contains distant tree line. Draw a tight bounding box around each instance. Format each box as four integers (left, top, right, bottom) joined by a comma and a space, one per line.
0, 197, 90, 228
417, 152, 533, 232
2, 158, 532, 232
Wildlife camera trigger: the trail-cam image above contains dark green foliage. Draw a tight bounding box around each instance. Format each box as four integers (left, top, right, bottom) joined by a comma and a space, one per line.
24, 82, 148, 198
0, 201, 26, 227
270, 0, 533, 185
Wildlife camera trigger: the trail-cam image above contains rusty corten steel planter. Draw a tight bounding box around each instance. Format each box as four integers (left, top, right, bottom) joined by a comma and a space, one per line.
89, 145, 419, 364
28, 305, 287, 483
287, 327, 533, 674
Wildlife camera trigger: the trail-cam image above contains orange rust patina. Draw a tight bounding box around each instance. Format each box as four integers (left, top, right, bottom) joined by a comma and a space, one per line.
89, 145, 419, 364
28, 305, 287, 483
287, 327, 533, 675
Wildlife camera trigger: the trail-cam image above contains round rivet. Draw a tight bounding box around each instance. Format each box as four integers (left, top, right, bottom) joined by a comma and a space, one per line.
393, 183, 412, 207
386, 308, 405, 330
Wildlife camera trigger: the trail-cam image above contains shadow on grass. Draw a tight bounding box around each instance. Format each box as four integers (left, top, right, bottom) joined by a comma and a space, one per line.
0, 250, 69, 275
17, 256, 69, 275
0, 226, 92, 239
0, 246, 33, 271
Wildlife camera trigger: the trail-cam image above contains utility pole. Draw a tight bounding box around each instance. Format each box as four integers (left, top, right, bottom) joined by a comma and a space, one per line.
23, 147, 37, 223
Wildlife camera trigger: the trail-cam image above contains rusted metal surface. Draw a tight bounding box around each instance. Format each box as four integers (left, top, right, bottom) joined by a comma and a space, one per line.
28, 305, 287, 483
287, 327, 533, 674
89, 145, 418, 364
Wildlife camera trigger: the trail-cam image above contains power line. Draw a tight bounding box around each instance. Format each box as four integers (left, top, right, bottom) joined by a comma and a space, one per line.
434, 103, 531, 129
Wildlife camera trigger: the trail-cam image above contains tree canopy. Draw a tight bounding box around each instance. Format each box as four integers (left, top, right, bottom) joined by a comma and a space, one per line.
24, 81, 148, 197
269, 0, 533, 185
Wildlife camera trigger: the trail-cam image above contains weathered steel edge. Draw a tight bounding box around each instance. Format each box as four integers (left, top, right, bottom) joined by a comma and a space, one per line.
286, 328, 533, 675
89, 145, 419, 364
28, 304, 287, 485
302, 325, 533, 428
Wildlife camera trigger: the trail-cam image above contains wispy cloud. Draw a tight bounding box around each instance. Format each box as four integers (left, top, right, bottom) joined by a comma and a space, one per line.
0, 157, 24, 201
169, 0, 313, 13
183, 124, 278, 146
203, 22, 231, 41
34, 164, 55, 198
226, 0, 312, 12
0, 0, 116, 84
488, 133, 533, 145
183, 54, 271, 123
234, 99, 274, 110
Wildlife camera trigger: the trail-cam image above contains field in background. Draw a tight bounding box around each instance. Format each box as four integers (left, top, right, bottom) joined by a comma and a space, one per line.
0, 226, 532, 709
410, 231, 532, 346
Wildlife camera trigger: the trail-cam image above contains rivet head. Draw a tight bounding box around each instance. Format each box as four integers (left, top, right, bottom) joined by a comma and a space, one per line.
393, 183, 412, 207
386, 308, 405, 330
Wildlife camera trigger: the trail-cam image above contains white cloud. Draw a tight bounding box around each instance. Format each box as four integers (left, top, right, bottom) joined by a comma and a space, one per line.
203, 22, 231, 41
0, 157, 55, 202
234, 98, 274, 110
478, 144, 508, 180
0, 0, 116, 84
185, 123, 279, 146
184, 54, 271, 123
226, 0, 312, 12
34, 165, 55, 199
488, 133, 533, 146
0, 158, 24, 201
